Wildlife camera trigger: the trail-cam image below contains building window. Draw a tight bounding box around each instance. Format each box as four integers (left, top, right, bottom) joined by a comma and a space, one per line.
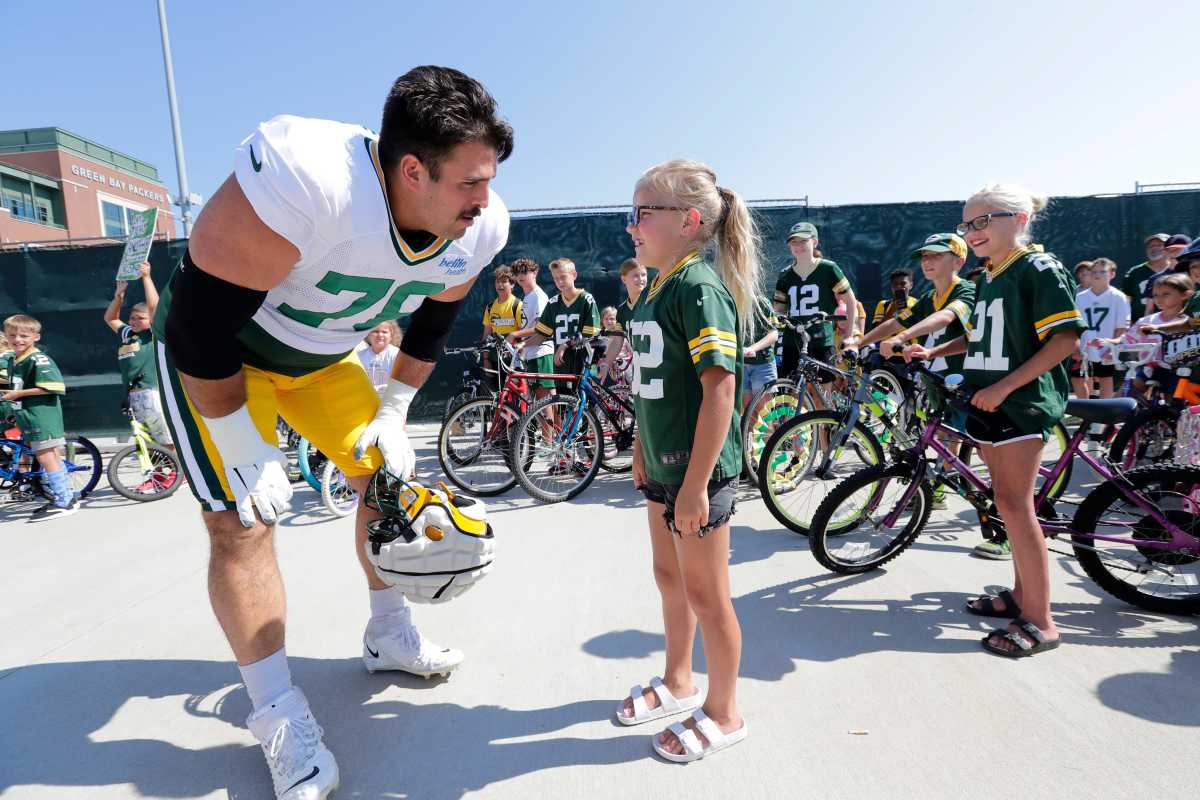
102, 200, 128, 236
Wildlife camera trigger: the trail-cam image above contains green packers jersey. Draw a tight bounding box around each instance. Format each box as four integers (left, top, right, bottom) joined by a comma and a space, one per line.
630, 252, 742, 484
773, 258, 850, 344
1185, 292, 1200, 318
743, 297, 776, 365
962, 248, 1085, 435
117, 326, 158, 391
615, 297, 638, 333
896, 276, 975, 374
1120, 262, 1153, 304
2, 348, 67, 442
482, 295, 523, 336
533, 289, 600, 344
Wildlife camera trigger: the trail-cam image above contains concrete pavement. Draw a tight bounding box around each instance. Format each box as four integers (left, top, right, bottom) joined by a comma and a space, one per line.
2, 425, 1198, 799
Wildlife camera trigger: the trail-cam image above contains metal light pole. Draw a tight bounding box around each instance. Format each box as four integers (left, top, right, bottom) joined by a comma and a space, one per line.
156, 0, 194, 236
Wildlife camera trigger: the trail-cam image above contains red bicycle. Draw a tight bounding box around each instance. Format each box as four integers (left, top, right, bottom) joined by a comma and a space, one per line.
437, 336, 579, 496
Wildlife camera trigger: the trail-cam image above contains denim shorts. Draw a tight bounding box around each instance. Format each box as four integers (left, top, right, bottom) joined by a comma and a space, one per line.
639, 476, 739, 538
743, 361, 778, 396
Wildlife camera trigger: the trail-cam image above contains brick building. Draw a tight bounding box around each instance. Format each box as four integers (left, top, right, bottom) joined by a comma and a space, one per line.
0, 127, 175, 245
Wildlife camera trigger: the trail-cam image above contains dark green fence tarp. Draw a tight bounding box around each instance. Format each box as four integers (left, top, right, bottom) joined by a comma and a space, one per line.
3, 191, 1197, 434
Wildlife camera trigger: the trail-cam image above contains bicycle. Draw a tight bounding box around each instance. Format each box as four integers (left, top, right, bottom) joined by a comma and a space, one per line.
1, 419, 102, 505
1108, 332, 1200, 469
508, 334, 637, 503
105, 406, 183, 502
758, 351, 1073, 536
437, 337, 567, 496
808, 365, 1200, 614
741, 314, 895, 485
443, 335, 508, 421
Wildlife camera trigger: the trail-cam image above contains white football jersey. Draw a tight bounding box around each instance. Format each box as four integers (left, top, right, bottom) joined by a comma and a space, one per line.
232, 115, 509, 374
1076, 286, 1131, 363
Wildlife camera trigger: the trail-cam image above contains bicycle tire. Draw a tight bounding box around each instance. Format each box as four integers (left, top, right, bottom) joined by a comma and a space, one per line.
36, 435, 102, 500
437, 397, 518, 496
809, 462, 933, 574
1107, 404, 1179, 470
511, 393, 604, 503
741, 378, 811, 481
320, 459, 359, 517
1071, 464, 1200, 614
296, 437, 325, 492
106, 443, 183, 502
757, 410, 886, 537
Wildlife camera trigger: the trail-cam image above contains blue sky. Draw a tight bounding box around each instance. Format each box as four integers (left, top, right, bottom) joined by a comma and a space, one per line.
6, 0, 1198, 220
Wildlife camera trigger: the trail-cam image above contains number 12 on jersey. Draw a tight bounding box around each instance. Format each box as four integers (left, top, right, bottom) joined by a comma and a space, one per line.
629, 320, 664, 400
962, 298, 1010, 372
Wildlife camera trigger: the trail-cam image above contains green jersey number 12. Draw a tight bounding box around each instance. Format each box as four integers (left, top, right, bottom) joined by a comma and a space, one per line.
629, 320, 664, 400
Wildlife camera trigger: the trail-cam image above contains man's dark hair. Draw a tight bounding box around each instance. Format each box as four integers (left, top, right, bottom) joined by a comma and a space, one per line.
509, 257, 539, 274
378, 65, 514, 179
890, 268, 913, 282
965, 266, 985, 282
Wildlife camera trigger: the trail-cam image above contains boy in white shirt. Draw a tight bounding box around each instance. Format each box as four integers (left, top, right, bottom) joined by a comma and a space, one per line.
1073, 257, 1130, 402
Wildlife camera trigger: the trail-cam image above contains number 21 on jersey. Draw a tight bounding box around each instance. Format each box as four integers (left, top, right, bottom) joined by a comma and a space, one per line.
962, 298, 1010, 371
629, 320, 664, 399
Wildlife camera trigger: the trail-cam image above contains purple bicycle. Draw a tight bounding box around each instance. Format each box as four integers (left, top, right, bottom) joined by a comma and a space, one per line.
809, 364, 1200, 614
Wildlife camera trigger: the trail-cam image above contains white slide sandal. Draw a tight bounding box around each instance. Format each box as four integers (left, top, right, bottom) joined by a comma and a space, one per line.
616, 676, 704, 726
653, 709, 748, 763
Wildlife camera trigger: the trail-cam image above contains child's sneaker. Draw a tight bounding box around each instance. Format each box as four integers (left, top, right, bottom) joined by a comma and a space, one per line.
931, 484, 948, 509
973, 538, 1012, 560
28, 498, 78, 522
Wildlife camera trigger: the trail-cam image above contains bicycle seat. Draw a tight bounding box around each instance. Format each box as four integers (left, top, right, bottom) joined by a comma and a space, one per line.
1064, 397, 1137, 425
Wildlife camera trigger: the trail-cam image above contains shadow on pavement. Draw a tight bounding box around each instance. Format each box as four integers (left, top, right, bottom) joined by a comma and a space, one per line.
1095, 648, 1200, 727
1, 656, 638, 799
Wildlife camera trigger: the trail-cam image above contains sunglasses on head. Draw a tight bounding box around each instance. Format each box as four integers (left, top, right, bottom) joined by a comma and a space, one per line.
955, 211, 1017, 237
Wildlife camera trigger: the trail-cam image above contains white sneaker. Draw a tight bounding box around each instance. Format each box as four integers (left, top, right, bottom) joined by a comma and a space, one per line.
245, 687, 339, 800
362, 613, 465, 678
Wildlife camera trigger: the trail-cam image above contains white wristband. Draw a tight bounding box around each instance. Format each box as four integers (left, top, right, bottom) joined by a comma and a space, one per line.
203, 405, 269, 465
378, 380, 418, 421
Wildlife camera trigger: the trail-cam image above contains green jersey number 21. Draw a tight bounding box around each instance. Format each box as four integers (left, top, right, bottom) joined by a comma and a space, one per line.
963, 299, 1010, 372
630, 319, 664, 400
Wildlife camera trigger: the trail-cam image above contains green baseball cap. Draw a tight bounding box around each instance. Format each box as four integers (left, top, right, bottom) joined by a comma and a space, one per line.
787, 222, 818, 240
910, 232, 968, 259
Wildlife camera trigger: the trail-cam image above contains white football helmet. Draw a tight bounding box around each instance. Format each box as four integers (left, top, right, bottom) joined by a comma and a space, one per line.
363, 469, 495, 603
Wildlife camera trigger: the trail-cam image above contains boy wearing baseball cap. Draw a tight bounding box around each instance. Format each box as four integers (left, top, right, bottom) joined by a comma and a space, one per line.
1121, 233, 1170, 315
849, 233, 975, 375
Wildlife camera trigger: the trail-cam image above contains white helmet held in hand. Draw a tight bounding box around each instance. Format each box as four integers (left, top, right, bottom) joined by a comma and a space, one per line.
363, 469, 495, 603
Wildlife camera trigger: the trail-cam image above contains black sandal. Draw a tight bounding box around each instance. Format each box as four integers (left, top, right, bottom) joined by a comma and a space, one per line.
966, 589, 1021, 619
981, 617, 1060, 659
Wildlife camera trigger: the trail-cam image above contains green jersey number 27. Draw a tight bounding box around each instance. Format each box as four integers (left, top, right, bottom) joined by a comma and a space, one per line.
963, 298, 1010, 372
629, 319, 664, 400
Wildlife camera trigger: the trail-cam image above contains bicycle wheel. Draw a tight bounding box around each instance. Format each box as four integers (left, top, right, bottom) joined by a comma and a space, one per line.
295, 437, 326, 492
809, 462, 933, 574
1108, 405, 1178, 469
106, 443, 183, 502
1071, 464, 1200, 614
36, 436, 102, 500
437, 397, 518, 496
511, 394, 604, 503
757, 411, 886, 537
864, 367, 908, 443
320, 459, 359, 517
741, 378, 811, 480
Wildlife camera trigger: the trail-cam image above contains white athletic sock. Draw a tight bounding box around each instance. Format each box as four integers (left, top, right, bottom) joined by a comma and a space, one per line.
239, 647, 293, 712
369, 586, 410, 621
